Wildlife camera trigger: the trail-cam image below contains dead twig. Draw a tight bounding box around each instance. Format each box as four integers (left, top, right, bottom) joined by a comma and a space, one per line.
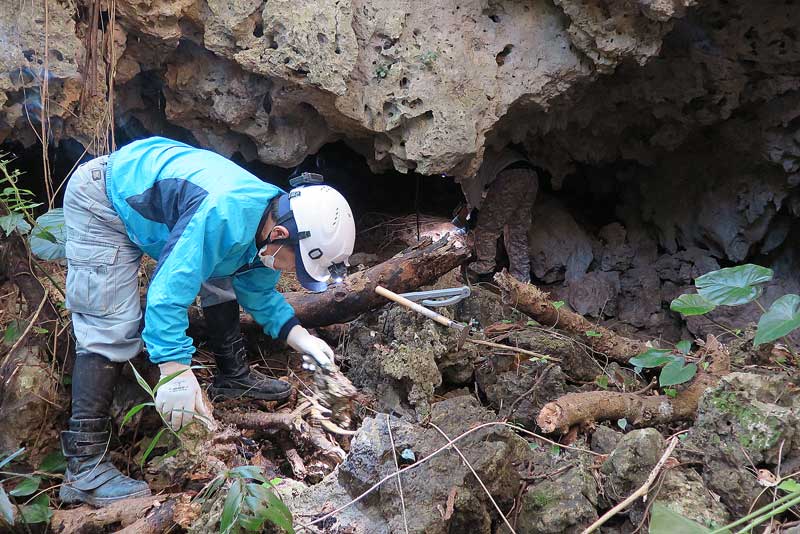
387, 414, 410, 534
468, 337, 560, 362
581, 437, 679, 534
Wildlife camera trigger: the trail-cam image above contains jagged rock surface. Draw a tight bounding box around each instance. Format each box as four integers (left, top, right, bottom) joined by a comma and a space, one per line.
1, 0, 799, 341
686, 372, 800, 516
289, 395, 532, 534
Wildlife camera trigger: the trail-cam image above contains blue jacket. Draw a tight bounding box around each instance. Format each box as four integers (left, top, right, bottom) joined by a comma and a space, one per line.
106, 137, 299, 365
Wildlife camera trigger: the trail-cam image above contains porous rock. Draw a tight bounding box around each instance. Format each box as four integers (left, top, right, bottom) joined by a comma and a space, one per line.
600, 427, 664, 503
476, 360, 567, 429
328, 395, 531, 534
517, 456, 599, 534
687, 372, 800, 516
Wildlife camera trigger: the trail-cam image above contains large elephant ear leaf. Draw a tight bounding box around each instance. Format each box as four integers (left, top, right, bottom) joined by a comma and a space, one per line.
695, 264, 773, 306
29, 208, 66, 260
670, 293, 716, 316
754, 294, 800, 348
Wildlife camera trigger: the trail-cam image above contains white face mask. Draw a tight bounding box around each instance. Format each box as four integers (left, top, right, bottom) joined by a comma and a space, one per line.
259, 243, 283, 270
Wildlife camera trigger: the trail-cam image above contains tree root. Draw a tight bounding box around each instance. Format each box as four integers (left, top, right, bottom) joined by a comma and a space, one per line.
50, 495, 175, 534
494, 271, 647, 363
217, 399, 348, 470
536, 335, 731, 433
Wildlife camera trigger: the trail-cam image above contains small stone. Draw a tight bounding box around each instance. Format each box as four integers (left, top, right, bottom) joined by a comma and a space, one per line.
600, 428, 664, 503
591, 425, 623, 454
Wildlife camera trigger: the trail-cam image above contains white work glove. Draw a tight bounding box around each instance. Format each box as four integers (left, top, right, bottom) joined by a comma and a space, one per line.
155, 362, 212, 431
286, 325, 335, 372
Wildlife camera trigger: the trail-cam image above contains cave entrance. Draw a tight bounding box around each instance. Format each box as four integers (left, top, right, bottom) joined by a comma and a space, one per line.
0, 136, 465, 259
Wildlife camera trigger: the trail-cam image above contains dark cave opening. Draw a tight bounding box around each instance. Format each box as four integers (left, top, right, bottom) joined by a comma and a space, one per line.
0, 135, 464, 244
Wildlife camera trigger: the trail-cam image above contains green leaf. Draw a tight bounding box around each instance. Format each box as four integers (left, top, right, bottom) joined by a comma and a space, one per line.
617, 418, 628, 431
629, 349, 674, 369
265, 490, 294, 532
38, 450, 66, 474
2, 320, 22, 346
140, 427, 167, 468
122, 402, 155, 428
0, 213, 31, 236
29, 208, 66, 260
239, 513, 266, 531
0, 485, 15, 525
664, 387, 677, 398
268, 478, 283, 486
754, 294, 800, 348
129, 362, 153, 397
220, 479, 244, 534
552, 301, 565, 310
659, 358, 698, 387
585, 330, 602, 338
20, 493, 52, 524
526, 320, 537, 327
670, 294, 717, 316
695, 264, 773, 306
649, 502, 711, 533
675, 340, 692, 355
595, 376, 609, 389
161, 447, 181, 460
10, 476, 40, 497
778, 478, 800, 493
229, 466, 267, 483
0, 448, 25, 470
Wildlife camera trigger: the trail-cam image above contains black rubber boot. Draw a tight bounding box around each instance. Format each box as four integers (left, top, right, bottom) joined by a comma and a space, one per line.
204, 300, 291, 401
466, 269, 495, 284
60, 353, 150, 506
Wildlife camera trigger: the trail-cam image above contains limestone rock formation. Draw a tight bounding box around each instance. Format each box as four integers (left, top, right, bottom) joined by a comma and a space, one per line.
1, 0, 799, 340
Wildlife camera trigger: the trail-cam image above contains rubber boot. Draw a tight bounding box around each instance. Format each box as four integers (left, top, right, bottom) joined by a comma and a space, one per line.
204, 300, 291, 401
60, 353, 150, 506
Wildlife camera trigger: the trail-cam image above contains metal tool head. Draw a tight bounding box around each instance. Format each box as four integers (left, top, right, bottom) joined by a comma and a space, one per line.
398, 286, 471, 307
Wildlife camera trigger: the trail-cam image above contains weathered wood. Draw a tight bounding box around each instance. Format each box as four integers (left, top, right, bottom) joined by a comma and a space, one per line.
494, 270, 648, 363
50, 495, 174, 533
188, 235, 469, 332
536, 335, 731, 433
286, 235, 469, 327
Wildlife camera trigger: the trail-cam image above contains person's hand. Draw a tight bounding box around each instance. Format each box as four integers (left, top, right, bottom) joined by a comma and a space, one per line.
155, 362, 212, 430
286, 325, 334, 371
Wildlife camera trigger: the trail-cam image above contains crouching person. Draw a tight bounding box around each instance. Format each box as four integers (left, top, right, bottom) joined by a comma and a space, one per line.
60, 136, 355, 506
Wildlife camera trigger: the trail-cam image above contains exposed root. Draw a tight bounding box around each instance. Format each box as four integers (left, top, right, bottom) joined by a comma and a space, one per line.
217, 401, 311, 432
494, 270, 647, 363
217, 395, 348, 473
537, 335, 731, 433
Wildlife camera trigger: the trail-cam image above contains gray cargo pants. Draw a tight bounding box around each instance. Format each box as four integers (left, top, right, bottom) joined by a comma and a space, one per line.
63, 156, 236, 363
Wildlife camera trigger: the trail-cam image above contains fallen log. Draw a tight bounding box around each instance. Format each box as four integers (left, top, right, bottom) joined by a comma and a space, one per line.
494, 271, 647, 363
286, 235, 469, 327
187, 235, 468, 332
536, 335, 731, 433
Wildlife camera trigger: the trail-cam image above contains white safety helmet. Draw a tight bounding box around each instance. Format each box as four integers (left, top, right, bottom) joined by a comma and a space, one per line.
270, 179, 355, 292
